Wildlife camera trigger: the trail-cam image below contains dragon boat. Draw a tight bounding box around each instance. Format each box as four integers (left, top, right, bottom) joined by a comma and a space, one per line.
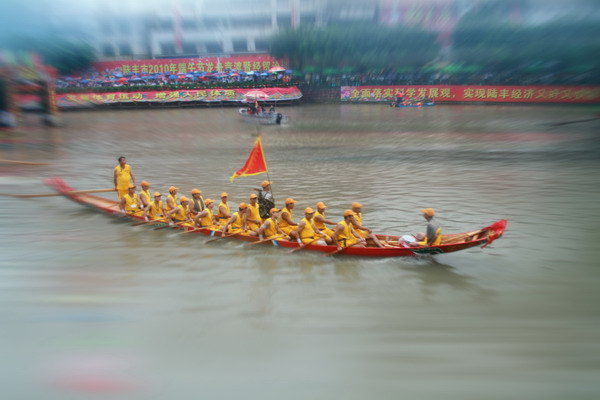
45, 178, 506, 258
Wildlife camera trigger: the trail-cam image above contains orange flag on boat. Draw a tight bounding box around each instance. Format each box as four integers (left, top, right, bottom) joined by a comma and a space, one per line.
230, 137, 268, 182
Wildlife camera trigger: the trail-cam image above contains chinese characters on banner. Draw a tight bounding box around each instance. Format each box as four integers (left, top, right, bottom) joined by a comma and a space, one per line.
92, 56, 283, 75
55, 87, 302, 108
340, 86, 600, 104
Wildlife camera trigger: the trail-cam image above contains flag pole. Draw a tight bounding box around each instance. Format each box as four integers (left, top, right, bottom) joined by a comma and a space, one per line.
257, 130, 276, 206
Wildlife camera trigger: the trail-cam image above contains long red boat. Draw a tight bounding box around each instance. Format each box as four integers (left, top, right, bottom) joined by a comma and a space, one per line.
45, 178, 507, 257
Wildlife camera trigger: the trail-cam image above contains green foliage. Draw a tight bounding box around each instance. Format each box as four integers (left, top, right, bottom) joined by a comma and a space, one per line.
2, 35, 96, 75
270, 24, 440, 73
452, 4, 600, 73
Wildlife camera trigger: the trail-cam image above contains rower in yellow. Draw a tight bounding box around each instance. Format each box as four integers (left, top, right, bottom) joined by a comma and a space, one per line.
166, 196, 193, 226
138, 181, 152, 210
189, 188, 205, 219
257, 208, 288, 240
119, 185, 143, 216
279, 198, 299, 241
420, 208, 442, 246
246, 193, 262, 232
331, 210, 367, 252
193, 199, 219, 230
142, 192, 166, 221
296, 207, 330, 245
217, 192, 231, 227
165, 186, 179, 215
221, 202, 249, 234
350, 202, 385, 248
113, 156, 135, 199
313, 201, 336, 239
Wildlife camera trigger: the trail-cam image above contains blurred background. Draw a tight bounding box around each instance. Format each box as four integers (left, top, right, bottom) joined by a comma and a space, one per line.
1, 1, 600, 400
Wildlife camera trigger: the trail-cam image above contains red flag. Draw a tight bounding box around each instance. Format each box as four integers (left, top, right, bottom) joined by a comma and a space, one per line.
230, 137, 268, 182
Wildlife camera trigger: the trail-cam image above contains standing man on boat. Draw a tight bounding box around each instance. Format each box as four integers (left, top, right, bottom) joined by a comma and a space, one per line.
247, 193, 262, 232
350, 202, 385, 248
331, 210, 367, 251
139, 181, 152, 210
255, 180, 275, 220
279, 198, 299, 241
194, 199, 219, 229
114, 156, 136, 199
217, 192, 231, 227
189, 188, 205, 218
420, 208, 442, 246
313, 202, 336, 239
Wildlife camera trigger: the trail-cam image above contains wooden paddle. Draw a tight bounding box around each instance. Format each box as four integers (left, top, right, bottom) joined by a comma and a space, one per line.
324, 240, 362, 257
178, 226, 205, 234
205, 232, 237, 243
287, 236, 323, 254
131, 219, 166, 226
248, 234, 285, 245
0, 188, 116, 198
0, 159, 50, 166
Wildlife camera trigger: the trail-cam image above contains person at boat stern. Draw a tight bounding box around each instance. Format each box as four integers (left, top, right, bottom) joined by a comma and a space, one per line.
420, 208, 442, 246
255, 180, 275, 220
114, 156, 135, 199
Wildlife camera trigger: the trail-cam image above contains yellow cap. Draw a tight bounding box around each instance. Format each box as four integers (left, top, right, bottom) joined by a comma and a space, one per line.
180, 196, 189, 202
221, 192, 228, 197
140, 180, 150, 187
270, 207, 280, 214
316, 201, 326, 209
169, 186, 178, 192
238, 202, 247, 209
261, 180, 272, 186
304, 207, 314, 214
420, 208, 435, 217
249, 193, 257, 199
285, 197, 297, 204
343, 209, 355, 217
191, 188, 201, 195
205, 198, 214, 205
352, 202, 363, 209
128, 184, 136, 189
153, 192, 161, 197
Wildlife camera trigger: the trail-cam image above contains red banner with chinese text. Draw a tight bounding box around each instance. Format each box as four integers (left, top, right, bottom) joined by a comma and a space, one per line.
92, 55, 283, 75
341, 85, 600, 104
54, 87, 302, 108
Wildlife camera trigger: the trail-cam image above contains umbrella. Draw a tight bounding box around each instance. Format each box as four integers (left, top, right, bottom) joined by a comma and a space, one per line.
260, 72, 268, 76
114, 73, 123, 78
244, 90, 269, 101
185, 74, 194, 78
116, 77, 128, 83
269, 66, 285, 73
169, 74, 178, 80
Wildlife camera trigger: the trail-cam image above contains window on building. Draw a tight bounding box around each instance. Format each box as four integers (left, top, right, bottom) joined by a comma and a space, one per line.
181, 19, 197, 30
102, 44, 115, 57
160, 42, 176, 55
119, 43, 133, 56
118, 21, 131, 34
159, 19, 174, 31
232, 39, 247, 53
254, 39, 269, 52
205, 41, 221, 54
182, 42, 197, 54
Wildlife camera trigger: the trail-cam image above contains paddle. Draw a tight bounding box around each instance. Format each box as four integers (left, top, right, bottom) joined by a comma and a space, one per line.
0, 159, 50, 166
287, 236, 323, 254
178, 226, 205, 234
131, 219, 166, 226
324, 240, 362, 257
0, 188, 116, 198
205, 232, 237, 243
248, 234, 286, 245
